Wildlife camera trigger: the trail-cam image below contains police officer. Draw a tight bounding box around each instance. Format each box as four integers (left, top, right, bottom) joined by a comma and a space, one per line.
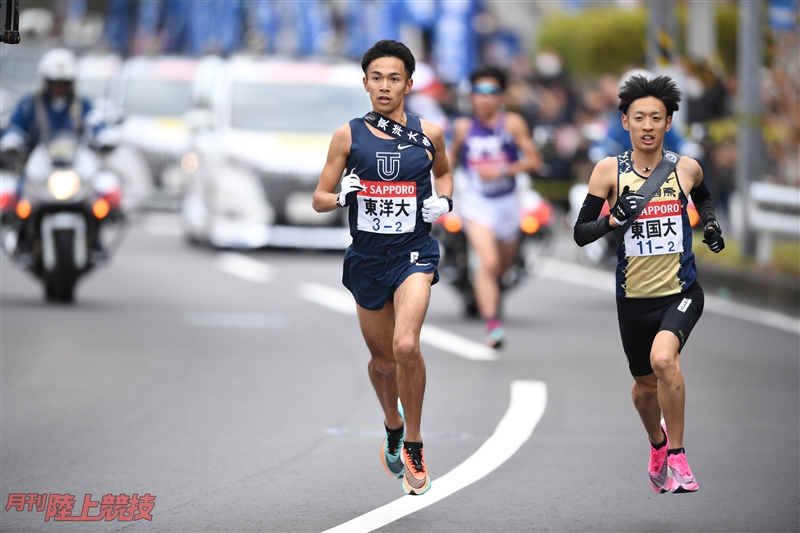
0, 48, 114, 263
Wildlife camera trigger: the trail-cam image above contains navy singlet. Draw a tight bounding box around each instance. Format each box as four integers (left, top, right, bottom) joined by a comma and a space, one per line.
346, 113, 434, 250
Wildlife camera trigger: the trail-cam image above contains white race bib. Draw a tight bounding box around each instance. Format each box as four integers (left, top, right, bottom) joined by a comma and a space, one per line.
356, 182, 417, 234
624, 199, 684, 257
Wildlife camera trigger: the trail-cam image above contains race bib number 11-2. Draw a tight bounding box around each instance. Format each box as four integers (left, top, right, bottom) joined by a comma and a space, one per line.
624, 199, 684, 257
357, 182, 417, 234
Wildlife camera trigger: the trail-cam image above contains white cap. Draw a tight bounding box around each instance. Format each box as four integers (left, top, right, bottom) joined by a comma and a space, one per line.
38, 49, 77, 82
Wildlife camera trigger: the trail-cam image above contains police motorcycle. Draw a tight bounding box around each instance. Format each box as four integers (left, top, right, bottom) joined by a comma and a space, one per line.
432, 173, 554, 317
0, 128, 125, 302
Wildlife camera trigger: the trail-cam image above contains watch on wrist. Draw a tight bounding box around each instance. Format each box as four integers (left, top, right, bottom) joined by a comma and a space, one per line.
440, 195, 453, 213
705, 220, 720, 233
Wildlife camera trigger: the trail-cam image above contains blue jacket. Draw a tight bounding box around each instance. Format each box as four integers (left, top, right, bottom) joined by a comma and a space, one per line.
3, 92, 102, 148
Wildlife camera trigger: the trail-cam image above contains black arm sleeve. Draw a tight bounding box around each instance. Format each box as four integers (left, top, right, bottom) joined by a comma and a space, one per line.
690, 180, 718, 227
573, 193, 613, 247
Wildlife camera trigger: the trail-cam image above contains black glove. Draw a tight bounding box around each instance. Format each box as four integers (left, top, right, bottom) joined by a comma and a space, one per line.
611, 185, 645, 225
702, 220, 725, 253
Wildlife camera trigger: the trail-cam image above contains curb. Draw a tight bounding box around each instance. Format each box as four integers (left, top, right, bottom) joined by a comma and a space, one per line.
696, 262, 800, 318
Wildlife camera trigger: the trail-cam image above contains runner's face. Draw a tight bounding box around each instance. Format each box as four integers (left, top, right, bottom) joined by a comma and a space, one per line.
363, 57, 413, 116
622, 96, 672, 154
470, 77, 504, 119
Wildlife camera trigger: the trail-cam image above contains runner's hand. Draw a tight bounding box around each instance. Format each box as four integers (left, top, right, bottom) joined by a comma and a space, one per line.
612, 185, 646, 225
337, 170, 365, 207
422, 195, 451, 223
702, 220, 725, 253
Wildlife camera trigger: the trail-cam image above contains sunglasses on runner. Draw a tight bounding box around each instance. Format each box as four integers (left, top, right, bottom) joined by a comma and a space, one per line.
472, 83, 503, 95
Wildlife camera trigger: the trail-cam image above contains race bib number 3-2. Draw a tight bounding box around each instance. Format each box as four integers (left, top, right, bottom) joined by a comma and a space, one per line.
357, 182, 417, 234
624, 199, 684, 257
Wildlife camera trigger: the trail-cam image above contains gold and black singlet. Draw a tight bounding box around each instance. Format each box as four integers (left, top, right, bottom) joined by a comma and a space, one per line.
614, 150, 698, 298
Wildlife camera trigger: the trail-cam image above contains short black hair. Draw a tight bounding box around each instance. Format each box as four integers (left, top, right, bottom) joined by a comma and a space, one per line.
618, 75, 682, 116
361, 40, 415, 80
470, 65, 507, 91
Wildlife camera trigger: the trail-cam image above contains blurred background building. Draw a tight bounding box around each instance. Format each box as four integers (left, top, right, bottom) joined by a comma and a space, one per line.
1, 0, 798, 274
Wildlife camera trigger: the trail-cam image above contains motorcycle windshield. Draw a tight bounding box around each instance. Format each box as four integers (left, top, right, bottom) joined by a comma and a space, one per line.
46, 135, 80, 166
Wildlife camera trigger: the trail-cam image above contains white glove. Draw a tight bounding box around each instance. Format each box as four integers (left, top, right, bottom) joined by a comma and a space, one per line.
422, 195, 451, 223
92, 127, 122, 151
0, 131, 25, 153
337, 170, 364, 207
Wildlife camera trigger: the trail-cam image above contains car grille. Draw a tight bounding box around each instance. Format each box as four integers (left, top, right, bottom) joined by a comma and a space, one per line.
143, 149, 181, 186
257, 171, 341, 226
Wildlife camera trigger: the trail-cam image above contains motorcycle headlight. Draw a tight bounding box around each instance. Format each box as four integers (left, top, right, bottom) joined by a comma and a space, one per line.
47, 170, 82, 200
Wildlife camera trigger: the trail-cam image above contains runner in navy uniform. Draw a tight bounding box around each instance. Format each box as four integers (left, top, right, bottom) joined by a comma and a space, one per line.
574, 75, 725, 494
313, 40, 453, 496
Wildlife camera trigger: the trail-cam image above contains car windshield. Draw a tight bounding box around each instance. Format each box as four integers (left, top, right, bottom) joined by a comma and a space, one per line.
123, 79, 194, 116
231, 83, 367, 133
76, 79, 110, 101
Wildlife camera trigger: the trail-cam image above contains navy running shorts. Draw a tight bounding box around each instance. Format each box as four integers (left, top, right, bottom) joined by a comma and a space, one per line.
343, 235, 440, 311
616, 281, 705, 377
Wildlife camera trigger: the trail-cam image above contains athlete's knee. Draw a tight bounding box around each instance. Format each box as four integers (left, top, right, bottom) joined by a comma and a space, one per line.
650, 349, 679, 377
369, 354, 397, 377
392, 334, 420, 364
477, 253, 501, 278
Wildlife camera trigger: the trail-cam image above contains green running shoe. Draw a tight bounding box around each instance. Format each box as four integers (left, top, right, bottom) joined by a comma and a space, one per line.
381, 403, 405, 479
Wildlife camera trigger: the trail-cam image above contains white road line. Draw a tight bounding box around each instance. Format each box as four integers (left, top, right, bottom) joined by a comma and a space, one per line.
538, 259, 799, 335
183, 312, 288, 329
420, 324, 497, 361
297, 283, 496, 360
298, 283, 356, 315
322, 380, 548, 533
216, 253, 273, 283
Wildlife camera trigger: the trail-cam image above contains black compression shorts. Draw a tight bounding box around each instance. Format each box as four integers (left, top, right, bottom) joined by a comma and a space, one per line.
616, 281, 705, 376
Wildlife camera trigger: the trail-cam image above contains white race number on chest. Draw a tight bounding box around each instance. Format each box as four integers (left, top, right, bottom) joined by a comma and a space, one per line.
624, 199, 684, 256
357, 182, 417, 234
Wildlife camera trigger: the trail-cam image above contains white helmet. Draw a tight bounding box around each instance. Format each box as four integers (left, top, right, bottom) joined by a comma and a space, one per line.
38, 48, 77, 82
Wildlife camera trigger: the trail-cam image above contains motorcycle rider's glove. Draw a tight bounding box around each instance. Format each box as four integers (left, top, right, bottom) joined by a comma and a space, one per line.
0, 131, 25, 165
611, 185, 646, 226
702, 220, 725, 253
336, 170, 364, 207
91, 127, 122, 153
422, 195, 452, 223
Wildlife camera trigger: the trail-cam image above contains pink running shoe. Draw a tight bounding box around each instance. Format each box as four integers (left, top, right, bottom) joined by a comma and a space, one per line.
667, 452, 699, 493
648, 423, 670, 493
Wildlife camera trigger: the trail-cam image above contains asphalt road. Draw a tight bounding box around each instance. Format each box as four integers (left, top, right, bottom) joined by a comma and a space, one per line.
2, 214, 798, 532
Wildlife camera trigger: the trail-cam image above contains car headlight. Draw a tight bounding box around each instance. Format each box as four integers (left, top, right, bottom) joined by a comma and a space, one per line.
47, 170, 82, 200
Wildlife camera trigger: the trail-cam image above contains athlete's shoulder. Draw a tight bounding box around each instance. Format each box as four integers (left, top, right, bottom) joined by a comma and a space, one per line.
675, 154, 701, 173
450, 115, 472, 137
587, 156, 618, 197
420, 118, 444, 142
333, 122, 354, 138
676, 155, 703, 186
328, 123, 353, 152
594, 155, 619, 174
452, 115, 472, 129
503, 111, 528, 129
